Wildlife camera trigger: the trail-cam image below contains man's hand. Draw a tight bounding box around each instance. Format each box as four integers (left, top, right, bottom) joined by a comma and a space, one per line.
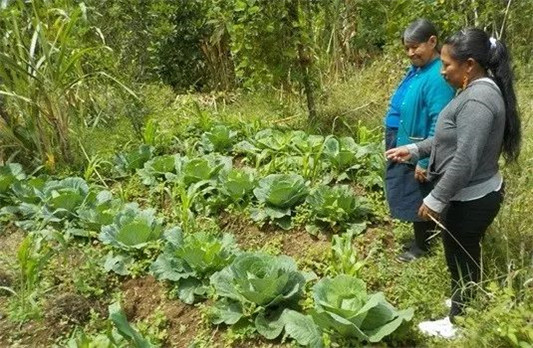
418, 203, 439, 221
414, 165, 427, 183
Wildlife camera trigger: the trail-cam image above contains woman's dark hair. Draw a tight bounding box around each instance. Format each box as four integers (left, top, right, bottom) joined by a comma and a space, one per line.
445, 28, 521, 162
402, 18, 438, 44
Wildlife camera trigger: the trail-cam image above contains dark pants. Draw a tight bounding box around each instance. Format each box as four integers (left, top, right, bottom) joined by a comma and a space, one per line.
414, 220, 436, 251
442, 189, 504, 319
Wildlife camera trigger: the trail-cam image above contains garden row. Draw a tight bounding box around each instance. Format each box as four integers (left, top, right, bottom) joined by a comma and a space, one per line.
0, 126, 413, 347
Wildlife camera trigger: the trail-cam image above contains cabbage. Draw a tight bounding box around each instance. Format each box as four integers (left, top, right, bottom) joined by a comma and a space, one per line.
209, 253, 309, 339
150, 228, 238, 304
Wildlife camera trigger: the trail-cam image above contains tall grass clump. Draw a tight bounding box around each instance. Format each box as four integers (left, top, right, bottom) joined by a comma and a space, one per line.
0, 1, 135, 169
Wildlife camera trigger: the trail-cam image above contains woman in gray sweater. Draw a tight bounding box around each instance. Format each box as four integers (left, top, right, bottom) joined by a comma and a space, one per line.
386, 28, 521, 337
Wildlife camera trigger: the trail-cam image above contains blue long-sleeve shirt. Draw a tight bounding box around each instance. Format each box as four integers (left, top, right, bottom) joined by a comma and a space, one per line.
385, 58, 455, 169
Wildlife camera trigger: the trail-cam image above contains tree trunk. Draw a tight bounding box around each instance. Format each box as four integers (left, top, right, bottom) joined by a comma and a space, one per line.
288, 0, 318, 128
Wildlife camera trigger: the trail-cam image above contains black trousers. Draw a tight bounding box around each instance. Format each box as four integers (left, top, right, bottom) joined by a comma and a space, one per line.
441, 189, 504, 319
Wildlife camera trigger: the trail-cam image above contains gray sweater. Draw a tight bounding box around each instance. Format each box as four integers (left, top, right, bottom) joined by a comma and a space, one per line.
409, 78, 505, 212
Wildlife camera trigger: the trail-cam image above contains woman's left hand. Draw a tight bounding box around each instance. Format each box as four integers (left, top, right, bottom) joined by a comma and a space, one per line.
414, 165, 428, 183
418, 203, 439, 221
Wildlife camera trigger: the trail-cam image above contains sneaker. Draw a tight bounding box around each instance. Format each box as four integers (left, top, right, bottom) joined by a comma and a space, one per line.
418, 317, 457, 339
396, 246, 427, 262
402, 240, 415, 251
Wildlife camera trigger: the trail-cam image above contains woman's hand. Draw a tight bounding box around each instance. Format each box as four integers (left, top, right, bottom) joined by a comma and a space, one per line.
414, 165, 428, 183
418, 203, 439, 221
385, 146, 412, 163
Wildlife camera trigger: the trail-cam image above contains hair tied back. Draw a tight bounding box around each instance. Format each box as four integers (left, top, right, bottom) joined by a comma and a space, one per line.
489, 37, 497, 49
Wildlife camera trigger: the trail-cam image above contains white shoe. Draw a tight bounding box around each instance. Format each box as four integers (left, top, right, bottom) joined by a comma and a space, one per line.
445, 298, 452, 308
418, 317, 457, 339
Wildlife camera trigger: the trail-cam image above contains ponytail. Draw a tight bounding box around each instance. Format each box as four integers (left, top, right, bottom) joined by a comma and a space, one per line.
488, 40, 521, 162
445, 28, 522, 162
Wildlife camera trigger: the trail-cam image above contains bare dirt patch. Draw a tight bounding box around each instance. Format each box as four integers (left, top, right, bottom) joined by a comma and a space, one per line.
45, 293, 99, 329
218, 212, 331, 270
121, 276, 203, 347
0, 224, 24, 259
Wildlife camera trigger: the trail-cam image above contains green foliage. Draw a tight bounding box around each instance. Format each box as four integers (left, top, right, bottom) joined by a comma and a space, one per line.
0, 163, 26, 195
65, 302, 154, 347
11, 176, 91, 231
0, 1, 134, 167
209, 253, 308, 339
99, 203, 167, 275
181, 154, 232, 186
305, 185, 369, 235
201, 124, 239, 153
109, 302, 154, 348
114, 144, 154, 176
251, 173, 309, 229
322, 136, 364, 181
217, 168, 256, 204
99, 203, 163, 250
2, 232, 53, 322
150, 228, 238, 304
74, 190, 123, 237
137, 154, 179, 186
326, 230, 367, 278
310, 275, 414, 343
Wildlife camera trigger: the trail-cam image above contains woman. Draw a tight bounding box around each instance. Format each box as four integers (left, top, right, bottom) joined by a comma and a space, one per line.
384, 19, 455, 262
386, 28, 521, 336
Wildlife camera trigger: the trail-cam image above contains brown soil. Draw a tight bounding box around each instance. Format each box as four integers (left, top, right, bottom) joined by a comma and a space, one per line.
219, 212, 273, 251
0, 270, 12, 288
280, 227, 330, 260
356, 224, 397, 257
218, 212, 331, 273
121, 276, 203, 347
45, 293, 97, 329
0, 224, 24, 259
0, 320, 56, 347
233, 155, 248, 169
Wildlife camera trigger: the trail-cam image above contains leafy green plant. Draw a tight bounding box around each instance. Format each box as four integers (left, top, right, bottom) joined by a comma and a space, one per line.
65, 302, 154, 348
353, 142, 385, 188
1, 233, 53, 322
234, 129, 294, 169
42, 177, 90, 216
114, 144, 154, 176
10, 177, 47, 204
209, 252, 310, 340
326, 230, 367, 278
202, 168, 256, 213
310, 275, 413, 343
109, 302, 154, 348
12, 177, 91, 231
150, 228, 238, 304
305, 185, 369, 235
322, 136, 363, 182
0, 1, 135, 167
137, 154, 179, 186
99, 203, 166, 275
251, 174, 309, 229
72, 190, 123, 237
218, 168, 256, 204
180, 154, 232, 186
288, 132, 329, 183
0, 163, 26, 195
201, 124, 238, 153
